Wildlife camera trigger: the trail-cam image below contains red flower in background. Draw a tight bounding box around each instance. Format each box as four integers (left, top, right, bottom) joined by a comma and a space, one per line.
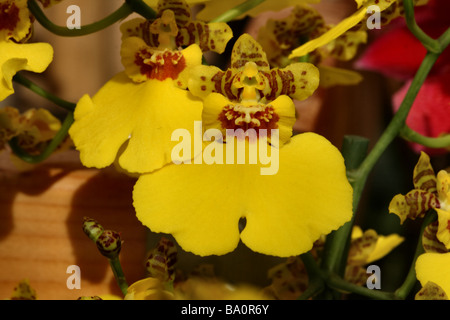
356, 0, 450, 155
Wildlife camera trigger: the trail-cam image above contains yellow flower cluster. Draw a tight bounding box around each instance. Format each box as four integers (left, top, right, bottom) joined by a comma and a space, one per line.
68, 0, 354, 257
389, 152, 450, 299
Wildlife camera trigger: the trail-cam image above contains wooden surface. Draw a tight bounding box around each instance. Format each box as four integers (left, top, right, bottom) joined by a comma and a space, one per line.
0, 151, 147, 300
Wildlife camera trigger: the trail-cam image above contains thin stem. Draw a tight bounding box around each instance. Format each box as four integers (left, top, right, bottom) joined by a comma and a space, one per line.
125, 0, 157, 20
9, 112, 74, 164
394, 211, 437, 299
298, 252, 325, 300
209, 0, 266, 23
28, 0, 133, 37
400, 125, 450, 149
403, 0, 441, 53
327, 274, 397, 300
438, 27, 450, 50
352, 51, 440, 221
13, 73, 76, 112
351, 17, 450, 213
109, 257, 129, 297
321, 136, 369, 277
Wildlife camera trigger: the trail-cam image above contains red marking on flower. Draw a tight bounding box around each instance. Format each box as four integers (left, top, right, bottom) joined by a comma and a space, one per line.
134, 49, 186, 81
218, 104, 279, 136
0, 2, 20, 32
446, 220, 450, 232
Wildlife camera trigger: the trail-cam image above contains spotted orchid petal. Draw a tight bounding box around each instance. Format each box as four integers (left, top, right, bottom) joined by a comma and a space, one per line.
121, 0, 233, 54
189, 34, 319, 103
289, 0, 429, 59
416, 252, 450, 299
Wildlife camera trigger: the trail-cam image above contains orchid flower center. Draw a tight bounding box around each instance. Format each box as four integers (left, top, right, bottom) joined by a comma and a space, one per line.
150, 9, 179, 51
233, 62, 266, 103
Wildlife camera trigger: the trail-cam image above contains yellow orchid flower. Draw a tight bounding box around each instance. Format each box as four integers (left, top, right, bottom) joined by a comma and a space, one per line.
188, 33, 318, 148
0, 0, 54, 101
125, 236, 269, 300
0, 106, 70, 170
133, 34, 353, 257
0, 0, 31, 42
0, 106, 21, 150
123, 0, 233, 54
0, 106, 62, 153
346, 226, 404, 286
263, 226, 403, 298
289, 0, 429, 60
257, 4, 366, 87
69, 0, 233, 174
349, 226, 405, 265
389, 152, 450, 249
415, 252, 450, 300
14, 108, 62, 154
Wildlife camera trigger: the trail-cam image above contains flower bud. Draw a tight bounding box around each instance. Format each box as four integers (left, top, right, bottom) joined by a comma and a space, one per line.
96, 229, 122, 259
145, 237, 177, 283
82, 217, 104, 242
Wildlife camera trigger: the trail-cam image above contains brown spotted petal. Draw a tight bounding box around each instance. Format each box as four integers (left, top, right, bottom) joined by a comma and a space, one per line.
146, 237, 178, 283
413, 152, 437, 193
120, 0, 232, 54
257, 4, 328, 67
263, 256, 309, 300
345, 265, 368, 286
389, 190, 440, 224
177, 21, 233, 54
0, 106, 21, 149
188, 33, 271, 102
415, 281, 448, 300
231, 33, 270, 71
188, 34, 319, 103
157, 0, 191, 26
260, 63, 319, 103
325, 30, 367, 61
422, 221, 448, 253
347, 229, 378, 266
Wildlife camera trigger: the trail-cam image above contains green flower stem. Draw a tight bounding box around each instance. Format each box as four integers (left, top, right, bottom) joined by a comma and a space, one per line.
13, 73, 76, 112
209, 0, 266, 23
394, 211, 437, 299
353, 51, 440, 211
27, 0, 133, 37
319, 4, 450, 296
400, 125, 450, 149
125, 0, 157, 20
8, 111, 74, 164
325, 51, 440, 296
438, 28, 450, 49
321, 136, 369, 277
327, 274, 398, 300
109, 257, 129, 297
403, 0, 441, 53
298, 252, 325, 300
353, 13, 450, 191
